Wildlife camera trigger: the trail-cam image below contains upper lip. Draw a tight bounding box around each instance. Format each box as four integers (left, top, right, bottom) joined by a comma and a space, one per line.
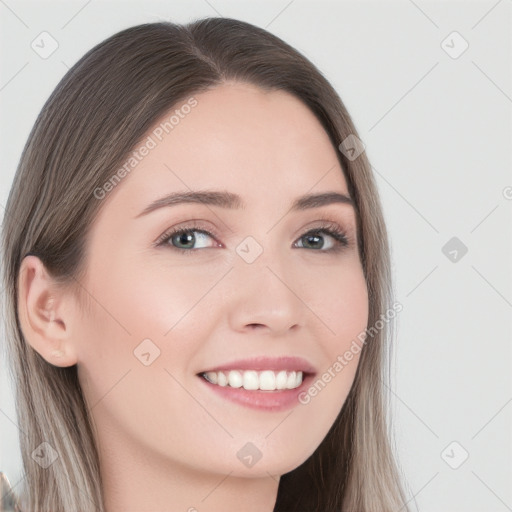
198, 356, 317, 375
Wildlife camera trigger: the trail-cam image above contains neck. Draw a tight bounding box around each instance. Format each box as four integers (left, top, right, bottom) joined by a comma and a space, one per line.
96, 428, 280, 512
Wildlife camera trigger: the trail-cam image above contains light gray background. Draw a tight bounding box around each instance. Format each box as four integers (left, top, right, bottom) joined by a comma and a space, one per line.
1, 1, 511, 511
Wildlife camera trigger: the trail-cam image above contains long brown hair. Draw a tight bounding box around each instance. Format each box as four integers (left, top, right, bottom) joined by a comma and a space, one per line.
1, 17, 410, 511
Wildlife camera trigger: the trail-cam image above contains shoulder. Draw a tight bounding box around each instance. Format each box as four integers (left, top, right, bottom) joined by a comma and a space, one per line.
0, 472, 23, 512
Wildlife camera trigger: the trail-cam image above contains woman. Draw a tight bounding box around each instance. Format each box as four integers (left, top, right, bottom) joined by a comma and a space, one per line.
1, 17, 410, 512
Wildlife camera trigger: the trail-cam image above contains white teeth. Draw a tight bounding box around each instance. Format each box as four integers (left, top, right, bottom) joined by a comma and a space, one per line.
217, 372, 228, 387
204, 371, 218, 384
202, 370, 304, 390
228, 370, 243, 388
286, 371, 296, 389
275, 370, 288, 389
259, 370, 275, 390
242, 371, 259, 390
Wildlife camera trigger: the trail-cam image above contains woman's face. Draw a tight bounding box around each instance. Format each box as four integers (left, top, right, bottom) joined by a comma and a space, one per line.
74, 82, 368, 479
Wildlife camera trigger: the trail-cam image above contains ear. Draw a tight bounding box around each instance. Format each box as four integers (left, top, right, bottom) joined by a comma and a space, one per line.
17, 255, 78, 367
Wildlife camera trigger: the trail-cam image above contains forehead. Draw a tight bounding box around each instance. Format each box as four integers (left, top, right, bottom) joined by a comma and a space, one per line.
103, 82, 350, 215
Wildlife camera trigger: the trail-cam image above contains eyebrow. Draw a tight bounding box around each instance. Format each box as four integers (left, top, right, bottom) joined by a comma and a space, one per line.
134, 190, 354, 218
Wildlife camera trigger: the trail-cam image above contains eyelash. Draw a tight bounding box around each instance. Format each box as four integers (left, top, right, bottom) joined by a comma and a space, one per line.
155, 221, 350, 255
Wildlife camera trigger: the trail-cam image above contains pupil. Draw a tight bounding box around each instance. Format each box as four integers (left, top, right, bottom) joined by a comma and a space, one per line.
176, 232, 194, 248
305, 234, 322, 249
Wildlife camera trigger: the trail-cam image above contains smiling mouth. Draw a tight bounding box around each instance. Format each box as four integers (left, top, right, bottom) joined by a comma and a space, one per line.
198, 369, 311, 391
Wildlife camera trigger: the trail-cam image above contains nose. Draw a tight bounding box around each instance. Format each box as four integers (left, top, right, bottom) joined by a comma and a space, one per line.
225, 247, 305, 336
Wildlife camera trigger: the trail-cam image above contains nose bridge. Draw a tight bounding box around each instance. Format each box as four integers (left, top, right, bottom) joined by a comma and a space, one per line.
226, 235, 304, 333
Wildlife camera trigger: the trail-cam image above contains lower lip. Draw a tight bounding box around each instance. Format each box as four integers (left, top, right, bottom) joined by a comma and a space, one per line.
197, 373, 315, 412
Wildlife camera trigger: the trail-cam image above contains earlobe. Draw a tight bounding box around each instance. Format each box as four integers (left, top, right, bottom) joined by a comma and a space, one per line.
17, 255, 78, 368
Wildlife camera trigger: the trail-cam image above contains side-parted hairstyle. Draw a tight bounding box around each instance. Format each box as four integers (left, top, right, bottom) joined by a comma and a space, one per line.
1, 17, 410, 512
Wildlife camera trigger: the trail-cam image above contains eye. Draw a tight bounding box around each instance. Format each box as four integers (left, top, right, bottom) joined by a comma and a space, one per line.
155, 221, 351, 254
155, 225, 219, 253
294, 224, 349, 253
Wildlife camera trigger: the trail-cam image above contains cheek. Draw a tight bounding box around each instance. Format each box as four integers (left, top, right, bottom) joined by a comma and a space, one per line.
293, 271, 367, 455
304, 259, 369, 350
328, 277, 369, 351
122, 256, 226, 333
75, 259, 219, 398
308, 262, 368, 399
85, 253, 218, 342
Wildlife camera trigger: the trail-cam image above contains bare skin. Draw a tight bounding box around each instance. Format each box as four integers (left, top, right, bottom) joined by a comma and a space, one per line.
17, 82, 368, 512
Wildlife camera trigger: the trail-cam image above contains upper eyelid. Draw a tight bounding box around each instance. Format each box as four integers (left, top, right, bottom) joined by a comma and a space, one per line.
160, 214, 354, 233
